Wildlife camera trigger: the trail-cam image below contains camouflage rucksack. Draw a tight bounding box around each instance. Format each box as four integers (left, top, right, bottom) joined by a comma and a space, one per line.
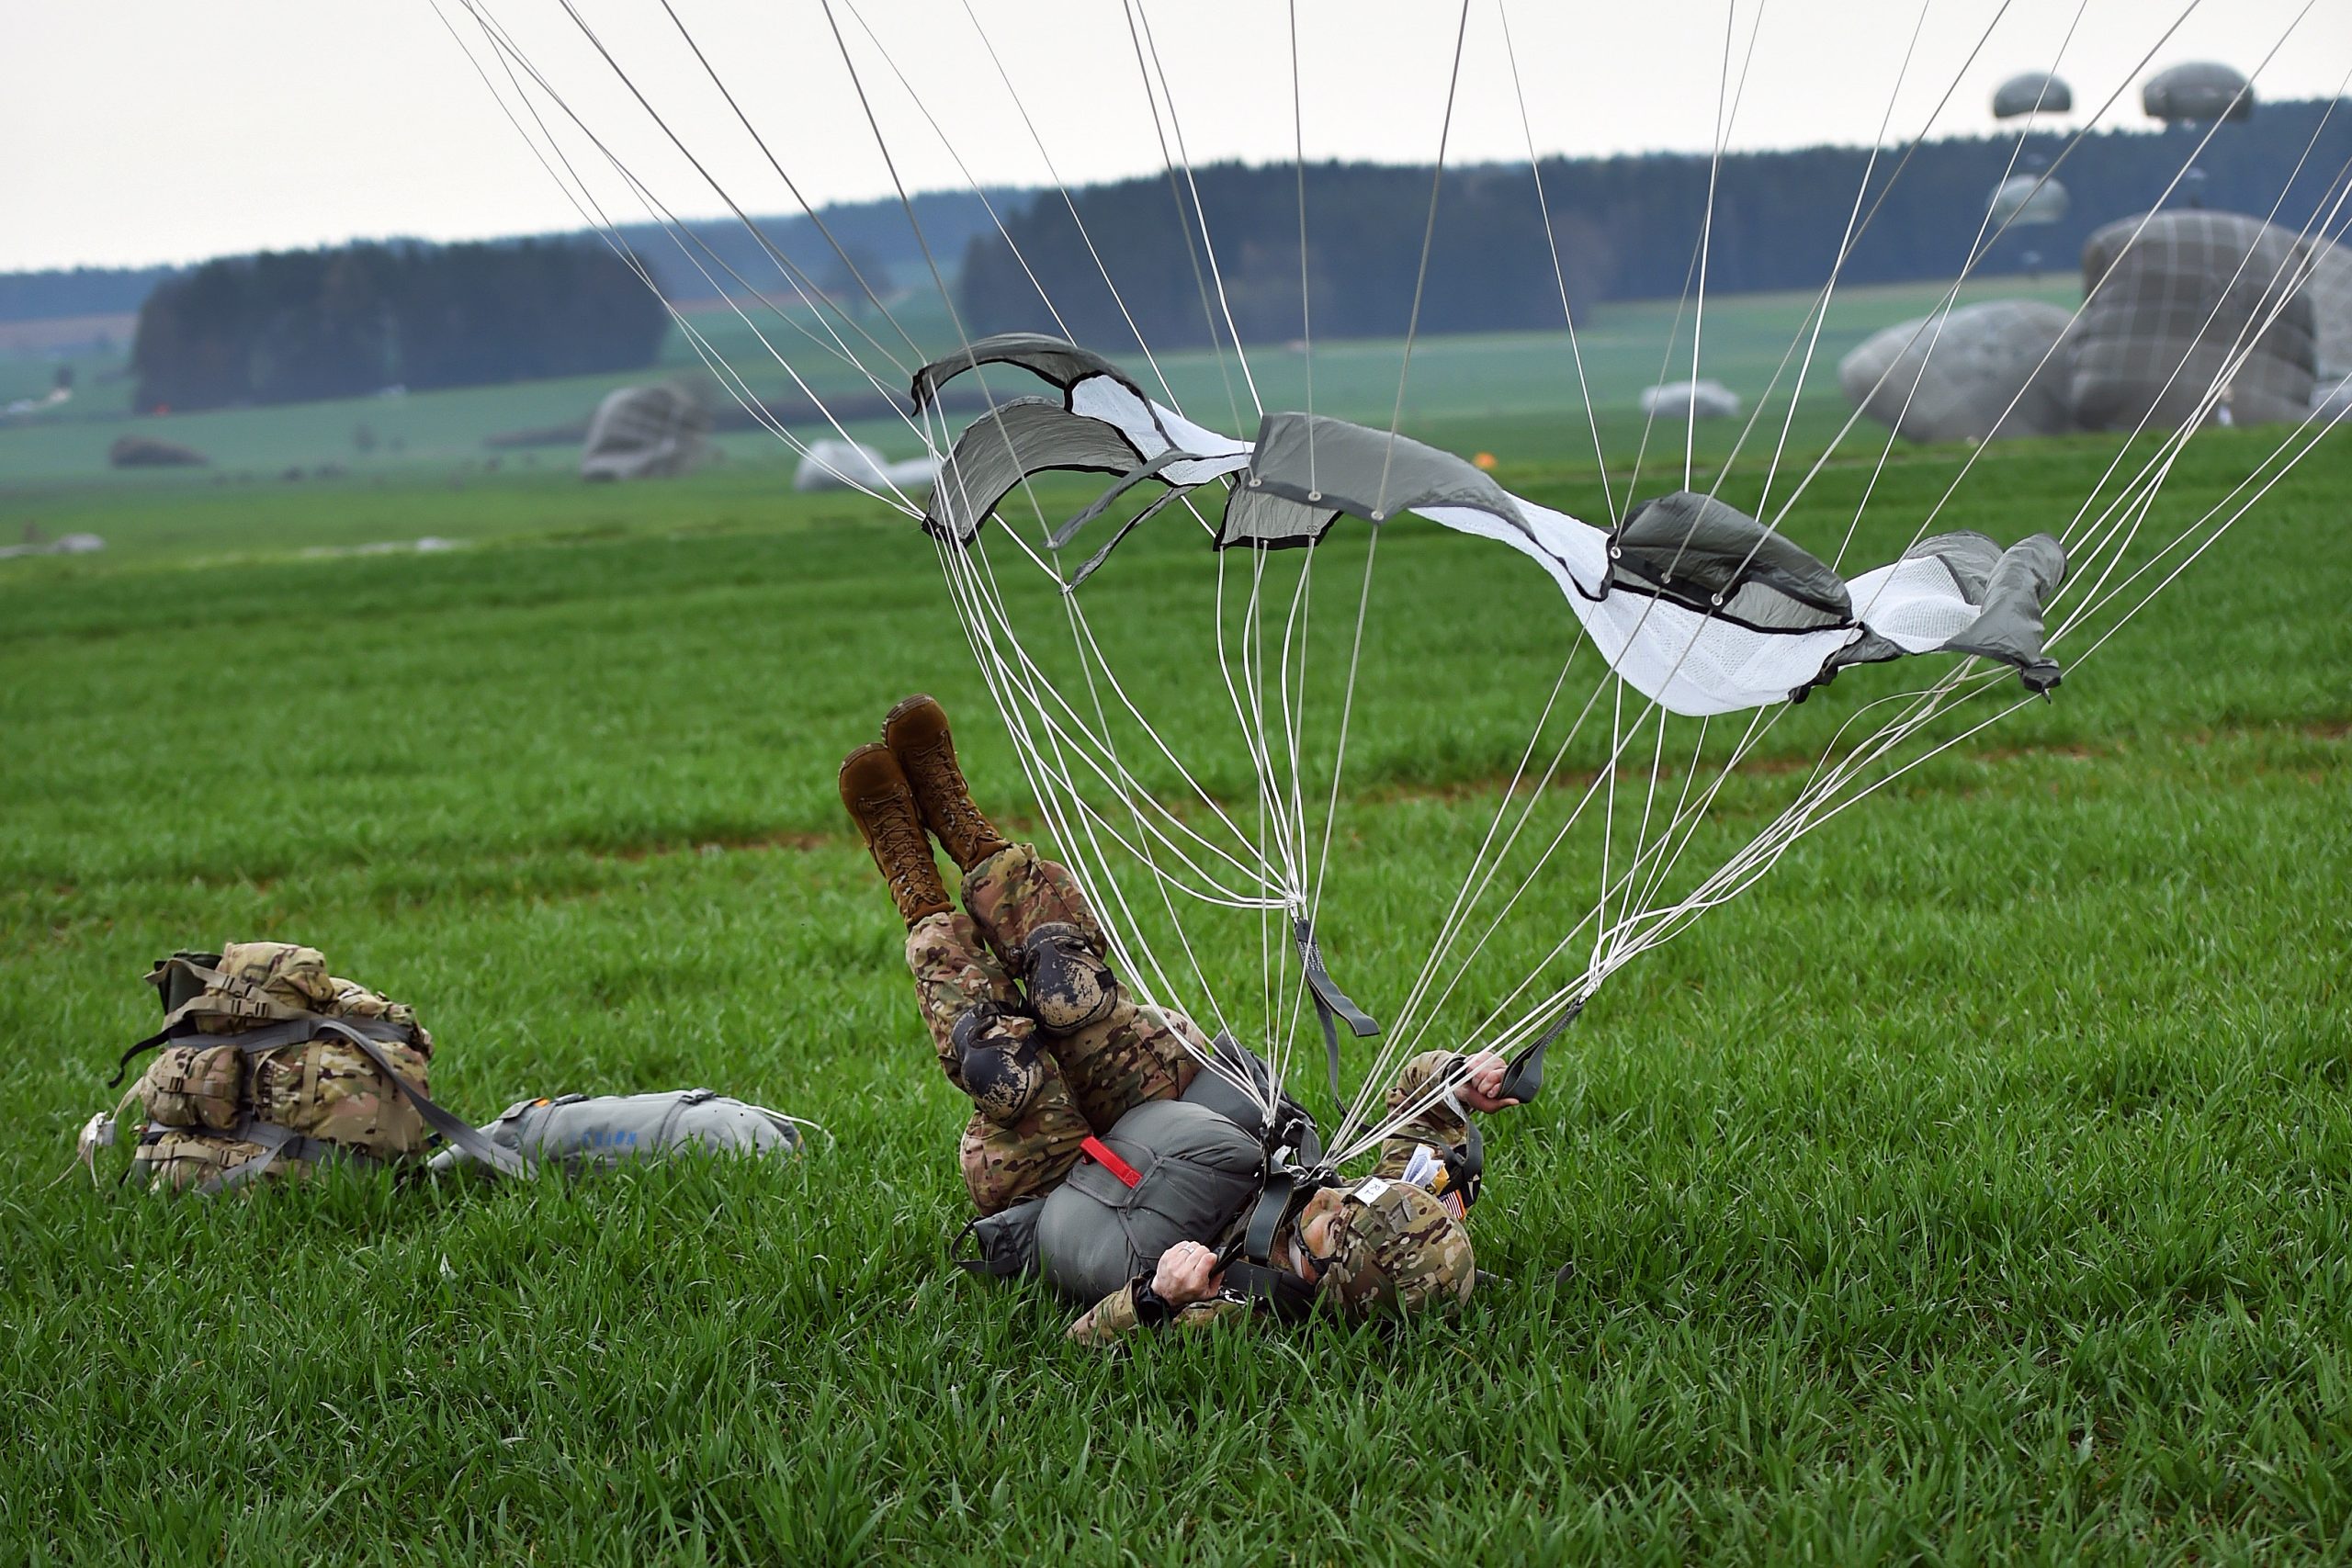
93, 942, 523, 1193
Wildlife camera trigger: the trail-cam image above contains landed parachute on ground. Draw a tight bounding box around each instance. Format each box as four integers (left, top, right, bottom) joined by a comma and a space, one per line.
1638, 380, 1741, 422
1838, 299, 2077, 445
792, 437, 941, 495
580, 385, 709, 481
2072, 211, 2317, 431
918, 335, 2066, 718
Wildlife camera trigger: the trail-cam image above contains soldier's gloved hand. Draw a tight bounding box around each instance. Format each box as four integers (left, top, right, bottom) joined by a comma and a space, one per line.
1455, 1049, 1521, 1114
1149, 1241, 1226, 1308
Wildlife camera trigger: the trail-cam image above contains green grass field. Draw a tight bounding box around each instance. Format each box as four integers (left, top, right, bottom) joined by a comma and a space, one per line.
2, 306, 2348, 1562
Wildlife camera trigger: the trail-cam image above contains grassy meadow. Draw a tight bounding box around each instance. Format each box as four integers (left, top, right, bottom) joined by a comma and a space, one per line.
2, 295, 2348, 1562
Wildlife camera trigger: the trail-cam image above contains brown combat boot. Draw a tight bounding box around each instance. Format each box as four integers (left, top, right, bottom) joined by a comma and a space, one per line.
838, 743, 951, 927
883, 694, 1011, 873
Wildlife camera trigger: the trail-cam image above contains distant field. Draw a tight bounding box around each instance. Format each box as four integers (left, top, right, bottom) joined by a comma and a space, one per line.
0, 276, 2081, 496
1, 397, 2346, 1557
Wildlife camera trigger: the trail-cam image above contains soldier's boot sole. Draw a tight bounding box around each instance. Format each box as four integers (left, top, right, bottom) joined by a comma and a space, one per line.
838, 743, 951, 928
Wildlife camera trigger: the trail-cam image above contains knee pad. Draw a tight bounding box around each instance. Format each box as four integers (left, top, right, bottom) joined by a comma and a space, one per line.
1020, 922, 1117, 1035
953, 1003, 1046, 1125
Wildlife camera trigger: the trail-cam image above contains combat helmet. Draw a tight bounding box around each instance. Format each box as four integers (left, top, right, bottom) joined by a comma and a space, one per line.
1316, 1178, 1476, 1316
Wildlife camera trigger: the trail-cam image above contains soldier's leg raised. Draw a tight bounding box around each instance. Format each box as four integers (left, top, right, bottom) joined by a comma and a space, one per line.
959, 843, 1201, 1131
845, 740, 1087, 1213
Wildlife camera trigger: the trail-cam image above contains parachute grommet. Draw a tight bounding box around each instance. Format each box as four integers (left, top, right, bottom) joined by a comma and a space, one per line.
1710, 592, 1724, 606
1307, 491, 1322, 502
1249, 477, 1262, 488
1371, 510, 1385, 521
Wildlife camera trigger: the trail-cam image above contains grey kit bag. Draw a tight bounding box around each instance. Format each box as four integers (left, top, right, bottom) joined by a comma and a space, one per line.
424, 1089, 815, 1177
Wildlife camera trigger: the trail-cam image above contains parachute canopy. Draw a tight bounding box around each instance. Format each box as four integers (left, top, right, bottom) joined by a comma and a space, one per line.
916, 335, 2068, 716
1990, 173, 2069, 228
2072, 211, 2316, 430
1993, 72, 2073, 118
792, 437, 940, 495
580, 385, 707, 481
1639, 379, 1742, 421
1839, 299, 2078, 445
2143, 62, 2255, 125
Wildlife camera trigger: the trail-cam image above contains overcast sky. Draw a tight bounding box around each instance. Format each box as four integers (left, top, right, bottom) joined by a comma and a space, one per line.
7, 0, 2348, 274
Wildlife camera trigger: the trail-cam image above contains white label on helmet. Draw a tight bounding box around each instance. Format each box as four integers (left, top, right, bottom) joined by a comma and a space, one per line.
1349, 1177, 1392, 1205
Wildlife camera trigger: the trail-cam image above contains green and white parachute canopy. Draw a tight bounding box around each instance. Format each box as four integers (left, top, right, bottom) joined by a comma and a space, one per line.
916, 333, 2068, 717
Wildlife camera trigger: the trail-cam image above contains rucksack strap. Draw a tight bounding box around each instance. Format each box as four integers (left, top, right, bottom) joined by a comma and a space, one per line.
196, 1121, 388, 1195
314, 1021, 526, 1180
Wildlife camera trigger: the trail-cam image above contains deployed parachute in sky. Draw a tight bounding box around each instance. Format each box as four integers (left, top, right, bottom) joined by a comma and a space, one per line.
1989, 172, 2068, 229
1993, 72, 2073, 119
2143, 62, 2256, 125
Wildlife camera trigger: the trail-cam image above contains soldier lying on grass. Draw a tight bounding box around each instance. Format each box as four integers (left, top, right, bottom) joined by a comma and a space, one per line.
839, 695, 1518, 1344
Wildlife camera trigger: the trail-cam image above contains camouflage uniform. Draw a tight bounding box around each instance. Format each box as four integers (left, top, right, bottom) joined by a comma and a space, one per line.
907, 844, 1205, 1215
909, 842, 1489, 1344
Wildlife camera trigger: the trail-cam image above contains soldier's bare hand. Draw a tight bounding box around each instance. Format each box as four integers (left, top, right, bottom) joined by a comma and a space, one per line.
1150, 1241, 1225, 1307
1456, 1049, 1521, 1114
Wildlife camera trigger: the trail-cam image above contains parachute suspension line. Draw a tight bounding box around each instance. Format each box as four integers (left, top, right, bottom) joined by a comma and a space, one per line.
444, 0, 931, 513
1741, 0, 1941, 525
541, 0, 923, 378
956, 3, 1183, 410
2052, 96, 2352, 570
1374, 0, 1475, 517
1379, 651, 1615, 1066
1117, 0, 1250, 432
1684, 0, 1759, 494
1354, 9, 2343, 1165
2052, 173, 2352, 637
1289, 0, 1317, 496
1496, 0, 1615, 521
836, 0, 1080, 347
1704, 0, 2064, 590
647, 0, 921, 367
954, 543, 1270, 1105
938, 544, 1271, 1113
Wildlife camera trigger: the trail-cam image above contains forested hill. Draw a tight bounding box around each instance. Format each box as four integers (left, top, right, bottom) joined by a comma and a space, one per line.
0, 265, 185, 323
960, 100, 2352, 349
609, 189, 1022, 304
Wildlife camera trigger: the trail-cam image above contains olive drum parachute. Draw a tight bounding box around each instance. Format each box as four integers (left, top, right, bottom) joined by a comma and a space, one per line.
1639, 379, 1742, 421
1993, 72, 2073, 119
1989, 172, 2069, 229
2143, 62, 2256, 125
917, 335, 2067, 718
1838, 299, 2078, 445
579, 384, 708, 481
2071, 211, 2318, 431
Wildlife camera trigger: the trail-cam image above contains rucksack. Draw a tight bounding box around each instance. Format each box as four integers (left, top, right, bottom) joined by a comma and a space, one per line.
424, 1089, 813, 1178
93, 942, 522, 1193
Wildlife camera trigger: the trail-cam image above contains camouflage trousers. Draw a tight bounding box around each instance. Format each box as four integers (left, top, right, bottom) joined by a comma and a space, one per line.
906, 844, 1203, 1214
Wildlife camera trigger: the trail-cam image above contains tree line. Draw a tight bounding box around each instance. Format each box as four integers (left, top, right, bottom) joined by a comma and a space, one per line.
959, 100, 2352, 350
130, 239, 669, 412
